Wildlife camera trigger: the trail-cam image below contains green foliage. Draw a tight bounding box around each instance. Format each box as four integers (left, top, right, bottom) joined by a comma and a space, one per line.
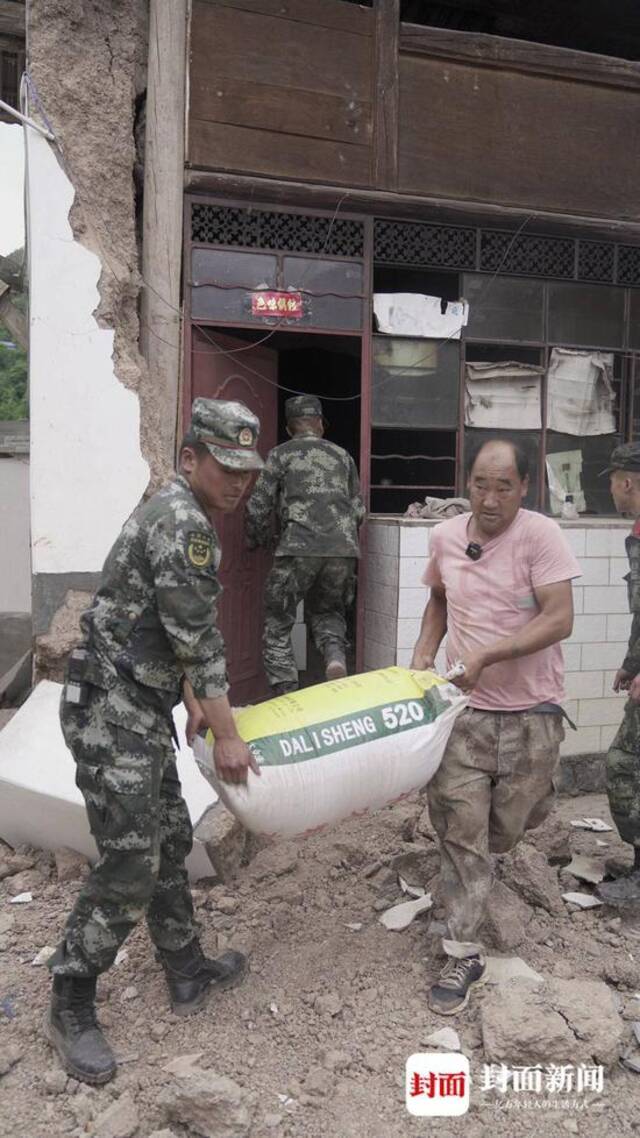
0, 323, 27, 419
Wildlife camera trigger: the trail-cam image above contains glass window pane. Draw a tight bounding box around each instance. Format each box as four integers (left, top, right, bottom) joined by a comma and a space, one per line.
463, 427, 540, 510
192, 249, 277, 288
462, 274, 544, 342
545, 433, 620, 517
283, 257, 363, 295
548, 282, 625, 349
283, 256, 363, 330
191, 249, 278, 322
371, 427, 456, 503
372, 337, 459, 429
190, 287, 248, 322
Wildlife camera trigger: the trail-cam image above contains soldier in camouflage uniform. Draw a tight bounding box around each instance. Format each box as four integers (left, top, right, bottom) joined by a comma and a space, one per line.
597, 443, 640, 905
245, 395, 365, 694
46, 399, 263, 1085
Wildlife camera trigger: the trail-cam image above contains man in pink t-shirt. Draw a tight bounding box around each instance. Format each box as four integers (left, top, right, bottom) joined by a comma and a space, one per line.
411, 439, 580, 1015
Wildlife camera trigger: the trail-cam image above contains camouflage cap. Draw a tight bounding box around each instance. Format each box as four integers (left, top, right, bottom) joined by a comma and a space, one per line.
285, 394, 324, 422
283, 396, 327, 430
189, 398, 264, 471
601, 442, 640, 476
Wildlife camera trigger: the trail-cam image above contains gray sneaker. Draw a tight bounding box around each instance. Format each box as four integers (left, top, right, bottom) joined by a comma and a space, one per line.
428, 955, 486, 1016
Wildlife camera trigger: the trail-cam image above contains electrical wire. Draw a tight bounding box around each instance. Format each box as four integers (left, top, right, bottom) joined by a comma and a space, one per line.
19, 70, 640, 411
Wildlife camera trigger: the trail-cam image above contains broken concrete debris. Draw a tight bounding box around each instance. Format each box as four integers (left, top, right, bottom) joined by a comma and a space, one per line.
54, 845, 90, 883
423, 1026, 461, 1051
562, 891, 604, 909
562, 854, 606, 885
91, 1091, 139, 1138
379, 892, 433, 930
162, 1065, 254, 1138
570, 818, 613, 832
481, 977, 624, 1069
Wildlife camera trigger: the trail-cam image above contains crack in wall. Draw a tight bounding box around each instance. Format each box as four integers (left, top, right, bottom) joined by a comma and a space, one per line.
28, 0, 170, 495
28, 0, 175, 672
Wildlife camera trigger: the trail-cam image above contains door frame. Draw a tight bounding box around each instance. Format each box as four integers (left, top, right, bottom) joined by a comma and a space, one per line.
182, 193, 374, 673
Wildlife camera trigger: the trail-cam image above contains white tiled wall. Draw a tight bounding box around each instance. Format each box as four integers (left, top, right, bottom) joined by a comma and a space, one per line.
364, 518, 631, 758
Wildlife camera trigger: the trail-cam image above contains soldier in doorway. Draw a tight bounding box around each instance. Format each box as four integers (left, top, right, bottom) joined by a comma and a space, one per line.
597, 443, 640, 904
245, 394, 365, 694
46, 399, 263, 1085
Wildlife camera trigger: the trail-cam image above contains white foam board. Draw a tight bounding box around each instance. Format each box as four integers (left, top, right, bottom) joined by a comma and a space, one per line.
0, 681, 217, 880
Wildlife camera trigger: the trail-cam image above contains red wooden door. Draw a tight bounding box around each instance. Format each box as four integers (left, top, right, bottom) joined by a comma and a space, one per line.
191, 328, 278, 703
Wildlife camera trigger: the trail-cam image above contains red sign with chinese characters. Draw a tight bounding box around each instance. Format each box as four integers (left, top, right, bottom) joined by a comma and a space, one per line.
251, 291, 303, 318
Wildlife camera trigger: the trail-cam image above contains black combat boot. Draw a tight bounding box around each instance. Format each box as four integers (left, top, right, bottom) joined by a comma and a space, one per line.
46, 975, 116, 1085
159, 939, 248, 1016
323, 640, 347, 681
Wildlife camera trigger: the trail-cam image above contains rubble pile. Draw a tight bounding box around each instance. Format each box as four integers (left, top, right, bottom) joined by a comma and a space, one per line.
1, 791, 640, 1136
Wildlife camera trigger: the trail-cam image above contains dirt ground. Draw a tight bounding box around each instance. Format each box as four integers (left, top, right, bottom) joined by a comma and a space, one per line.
2, 788, 640, 1138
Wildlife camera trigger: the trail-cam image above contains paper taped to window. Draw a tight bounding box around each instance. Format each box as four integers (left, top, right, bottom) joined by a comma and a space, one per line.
547, 348, 616, 436
464, 361, 544, 429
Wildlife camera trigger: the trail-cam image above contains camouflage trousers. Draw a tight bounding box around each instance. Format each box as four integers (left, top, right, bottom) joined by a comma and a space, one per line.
263, 555, 356, 686
427, 707, 564, 956
606, 734, 640, 847
49, 687, 197, 977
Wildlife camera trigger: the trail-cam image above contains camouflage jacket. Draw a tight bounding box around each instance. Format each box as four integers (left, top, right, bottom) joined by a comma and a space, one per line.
616, 531, 640, 752
78, 475, 227, 732
244, 434, 365, 557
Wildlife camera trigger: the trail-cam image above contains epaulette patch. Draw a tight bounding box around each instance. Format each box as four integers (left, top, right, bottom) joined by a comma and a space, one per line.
187, 531, 213, 569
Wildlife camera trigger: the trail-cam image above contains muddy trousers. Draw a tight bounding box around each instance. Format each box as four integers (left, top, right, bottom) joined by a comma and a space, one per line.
263, 555, 356, 686
427, 708, 564, 956
49, 692, 197, 977
606, 742, 640, 847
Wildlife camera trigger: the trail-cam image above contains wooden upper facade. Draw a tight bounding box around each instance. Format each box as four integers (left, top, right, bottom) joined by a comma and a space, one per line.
187, 0, 640, 231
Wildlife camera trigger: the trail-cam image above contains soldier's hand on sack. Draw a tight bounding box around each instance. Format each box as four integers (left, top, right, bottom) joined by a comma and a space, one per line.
450, 651, 485, 693
627, 675, 640, 704
613, 668, 633, 692
214, 736, 261, 785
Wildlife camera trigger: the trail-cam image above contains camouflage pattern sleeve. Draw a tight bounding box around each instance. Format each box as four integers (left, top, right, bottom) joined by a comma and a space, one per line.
622, 536, 640, 677
244, 452, 281, 549
145, 515, 228, 701
348, 455, 366, 528
622, 613, 640, 677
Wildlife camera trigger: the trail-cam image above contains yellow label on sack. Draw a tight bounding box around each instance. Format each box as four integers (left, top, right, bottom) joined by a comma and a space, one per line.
228, 667, 446, 744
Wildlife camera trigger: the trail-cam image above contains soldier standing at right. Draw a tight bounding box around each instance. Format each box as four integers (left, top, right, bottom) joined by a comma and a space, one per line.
245, 395, 365, 695
597, 443, 640, 904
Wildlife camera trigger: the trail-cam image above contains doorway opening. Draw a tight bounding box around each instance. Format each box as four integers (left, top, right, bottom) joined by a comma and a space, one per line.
189, 323, 362, 701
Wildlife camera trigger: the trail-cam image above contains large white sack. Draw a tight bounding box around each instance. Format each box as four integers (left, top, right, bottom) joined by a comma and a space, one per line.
193, 667, 466, 839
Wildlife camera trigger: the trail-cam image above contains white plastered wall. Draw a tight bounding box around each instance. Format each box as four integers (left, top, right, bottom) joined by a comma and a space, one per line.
25, 129, 149, 578
0, 456, 30, 612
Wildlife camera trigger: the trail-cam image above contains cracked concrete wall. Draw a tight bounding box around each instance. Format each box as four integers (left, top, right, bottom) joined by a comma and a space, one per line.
26, 0, 174, 679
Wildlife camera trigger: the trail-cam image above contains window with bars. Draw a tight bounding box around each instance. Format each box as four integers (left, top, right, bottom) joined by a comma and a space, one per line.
370, 266, 639, 516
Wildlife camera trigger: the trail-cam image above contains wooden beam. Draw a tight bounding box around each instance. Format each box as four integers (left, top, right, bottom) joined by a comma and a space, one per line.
373, 0, 399, 190
399, 23, 640, 91
140, 0, 187, 469
184, 167, 640, 241
193, 0, 373, 37
0, 1, 24, 39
